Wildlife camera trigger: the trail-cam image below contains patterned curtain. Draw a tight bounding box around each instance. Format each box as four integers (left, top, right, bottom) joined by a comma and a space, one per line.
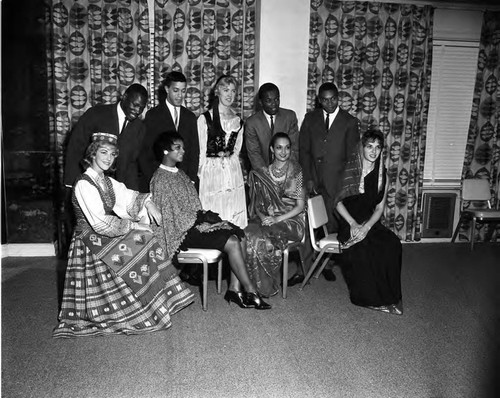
46, 0, 151, 186
459, 11, 500, 243
307, 0, 433, 241
151, 0, 256, 118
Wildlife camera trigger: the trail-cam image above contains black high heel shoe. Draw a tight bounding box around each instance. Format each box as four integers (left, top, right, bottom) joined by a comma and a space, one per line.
224, 290, 250, 309
244, 292, 272, 310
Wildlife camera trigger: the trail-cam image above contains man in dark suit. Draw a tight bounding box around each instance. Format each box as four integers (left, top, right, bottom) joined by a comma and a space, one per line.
299, 82, 360, 281
139, 71, 199, 192
245, 83, 299, 172
64, 83, 148, 191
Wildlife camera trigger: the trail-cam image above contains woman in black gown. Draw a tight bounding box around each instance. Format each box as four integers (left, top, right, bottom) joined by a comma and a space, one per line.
335, 129, 403, 315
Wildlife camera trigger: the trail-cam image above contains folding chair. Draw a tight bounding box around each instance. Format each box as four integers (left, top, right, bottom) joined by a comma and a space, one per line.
451, 179, 500, 250
300, 195, 341, 290
176, 249, 223, 311
281, 232, 306, 299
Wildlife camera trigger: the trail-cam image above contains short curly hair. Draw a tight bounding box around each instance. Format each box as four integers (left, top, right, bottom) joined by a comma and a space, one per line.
80, 139, 119, 173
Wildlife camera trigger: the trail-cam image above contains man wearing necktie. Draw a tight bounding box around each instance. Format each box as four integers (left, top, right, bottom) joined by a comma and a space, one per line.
299, 82, 360, 281
245, 83, 299, 172
63, 83, 148, 192
140, 71, 199, 192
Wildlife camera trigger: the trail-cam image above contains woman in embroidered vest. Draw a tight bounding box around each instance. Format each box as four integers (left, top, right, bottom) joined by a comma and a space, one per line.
245, 133, 306, 297
53, 133, 194, 338
150, 132, 271, 309
334, 129, 403, 315
197, 75, 248, 229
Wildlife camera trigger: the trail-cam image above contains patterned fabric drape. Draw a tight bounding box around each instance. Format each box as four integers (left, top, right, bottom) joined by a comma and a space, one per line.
459, 11, 500, 242
151, 0, 256, 118
46, 0, 150, 179
307, 0, 433, 241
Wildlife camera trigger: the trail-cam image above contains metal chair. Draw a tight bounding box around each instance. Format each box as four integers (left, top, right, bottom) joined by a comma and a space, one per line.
176, 248, 223, 311
281, 232, 306, 299
451, 179, 500, 250
300, 195, 341, 290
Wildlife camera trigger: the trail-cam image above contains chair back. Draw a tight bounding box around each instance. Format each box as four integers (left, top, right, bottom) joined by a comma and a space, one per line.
462, 179, 490, 201
462, 179, 492, 208
307, 195, 329, 229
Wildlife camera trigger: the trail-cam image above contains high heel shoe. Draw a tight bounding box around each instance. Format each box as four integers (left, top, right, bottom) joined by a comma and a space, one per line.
224, 290, 250, 309
244, 292, 272, 310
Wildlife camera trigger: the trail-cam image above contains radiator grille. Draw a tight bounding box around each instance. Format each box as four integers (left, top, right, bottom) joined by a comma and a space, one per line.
422, 193, 456, 238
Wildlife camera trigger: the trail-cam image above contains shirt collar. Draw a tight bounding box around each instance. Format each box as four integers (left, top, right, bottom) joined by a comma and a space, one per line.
117, 103, 126, 130
323, 106, 340, 121
165, 99, 178, 118
159, 164, 178, 173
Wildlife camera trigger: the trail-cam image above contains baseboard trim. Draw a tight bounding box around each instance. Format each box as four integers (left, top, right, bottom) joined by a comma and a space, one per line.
1, 243, 56, 258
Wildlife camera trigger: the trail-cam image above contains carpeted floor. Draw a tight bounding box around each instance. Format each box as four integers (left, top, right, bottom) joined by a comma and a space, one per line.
2, 243, 500, 398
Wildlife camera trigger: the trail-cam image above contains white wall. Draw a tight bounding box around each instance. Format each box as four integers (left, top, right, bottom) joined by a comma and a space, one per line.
256, 0, 310, 123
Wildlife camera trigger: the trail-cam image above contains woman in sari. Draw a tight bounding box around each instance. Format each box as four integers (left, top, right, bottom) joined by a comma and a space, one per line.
53, 133, 194, 338
335, 129, 403, 315
150, 132, 271, 310
245, 132, 306, 297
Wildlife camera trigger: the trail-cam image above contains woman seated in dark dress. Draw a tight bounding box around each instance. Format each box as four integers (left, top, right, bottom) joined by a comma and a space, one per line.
150, 131, 271, 310
245, 132, 306, 297
334, 129, 403, 315
54, 133, 194, 338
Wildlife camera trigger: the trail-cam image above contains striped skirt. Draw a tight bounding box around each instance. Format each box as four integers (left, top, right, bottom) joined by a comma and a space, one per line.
53, 235, 194, 338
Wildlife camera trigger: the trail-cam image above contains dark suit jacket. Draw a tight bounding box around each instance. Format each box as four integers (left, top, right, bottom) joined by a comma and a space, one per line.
299, 108, 359, 227
63, 103, 145, 191
139, 101, 199, 192
245, 107, 299, 171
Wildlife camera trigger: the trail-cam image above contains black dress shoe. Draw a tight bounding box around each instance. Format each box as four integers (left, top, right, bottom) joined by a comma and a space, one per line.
244, 292, 272, 310
224, 290, 250, 309
322, 269, 336, 282
287, 273, 305, 287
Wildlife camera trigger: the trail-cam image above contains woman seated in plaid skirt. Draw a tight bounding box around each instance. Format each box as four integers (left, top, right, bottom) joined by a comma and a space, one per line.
53, 132, 194, 338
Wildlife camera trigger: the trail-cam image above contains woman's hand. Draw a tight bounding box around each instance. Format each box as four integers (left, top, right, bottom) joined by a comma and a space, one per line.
349, 222, 370, 242
134, 222, 153, 233
261, 216, 278, 226
145, 201, 162, 226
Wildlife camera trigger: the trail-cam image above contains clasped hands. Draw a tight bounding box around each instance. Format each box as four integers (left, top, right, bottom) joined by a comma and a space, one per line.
348, 221, 370, 243
134, 201, 162, 233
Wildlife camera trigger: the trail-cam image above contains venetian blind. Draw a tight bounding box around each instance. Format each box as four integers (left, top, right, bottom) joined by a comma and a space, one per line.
423, 41, 480, 184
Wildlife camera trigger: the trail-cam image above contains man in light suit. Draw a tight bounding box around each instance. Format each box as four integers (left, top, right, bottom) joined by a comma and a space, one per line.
245, 83, 299, 172
299, 82, 360, 281
139, 71, 199, 192
64, 83, 148, 191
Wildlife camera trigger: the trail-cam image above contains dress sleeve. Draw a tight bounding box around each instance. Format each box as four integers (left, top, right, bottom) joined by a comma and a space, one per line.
288, 163, 305, 200
110, 178, 150, 221
197, 114, 208, 177
231, 117, 243, 157
74, 179, 135, 237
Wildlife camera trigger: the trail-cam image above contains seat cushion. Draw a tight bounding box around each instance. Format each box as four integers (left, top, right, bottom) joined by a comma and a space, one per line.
317, 234, 341, 251
466, 209, 500, 219
177, 248, 223, 263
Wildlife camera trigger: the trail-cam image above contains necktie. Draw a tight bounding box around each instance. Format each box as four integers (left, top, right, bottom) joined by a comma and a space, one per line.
120, 119, 128, 135
325, 113, 330, 132
174, 107, 179, 129
270, 115, 274, 133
